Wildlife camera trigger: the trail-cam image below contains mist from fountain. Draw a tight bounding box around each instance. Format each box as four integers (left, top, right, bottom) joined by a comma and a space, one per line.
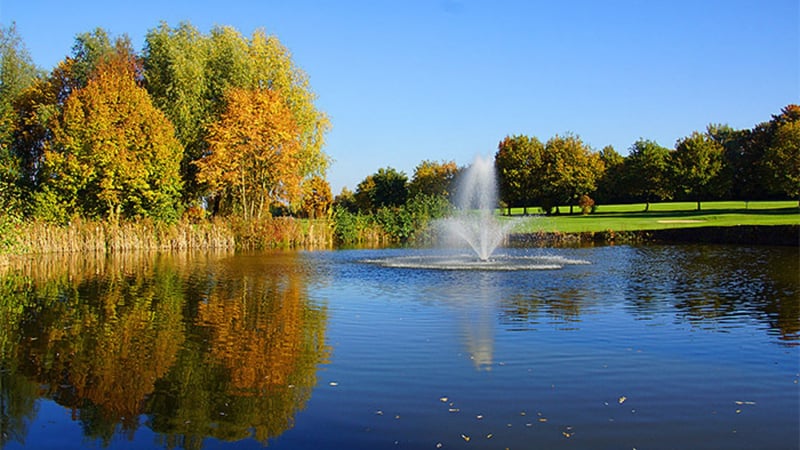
363, 154, 590, 271
439, 154, 517, 261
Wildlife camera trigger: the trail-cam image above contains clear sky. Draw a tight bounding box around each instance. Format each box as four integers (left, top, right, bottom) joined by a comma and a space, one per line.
2, 0, 798, 194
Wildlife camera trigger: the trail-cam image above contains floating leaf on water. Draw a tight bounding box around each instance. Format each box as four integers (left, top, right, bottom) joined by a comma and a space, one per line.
486, 433, 493, 439
618, 396, 627, 404
449, 408, 460, 413
436, 443, 442, 449
562, 432, 573, 438
476, 414, 484, 420
329, 382, 338, 387
375, 410, 383, 415
735, 401, 756, 405
395, 415, 401, 419
440, 397, 449, 403
538, 418, 548, 423
461, 434, 470, 442
520, 411, 527, 416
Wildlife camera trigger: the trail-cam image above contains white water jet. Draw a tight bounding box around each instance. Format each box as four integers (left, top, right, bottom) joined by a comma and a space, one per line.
439, 154, 516, 261
363, 155, 591, 271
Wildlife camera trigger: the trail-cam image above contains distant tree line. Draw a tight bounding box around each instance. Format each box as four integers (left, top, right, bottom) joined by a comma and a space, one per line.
496, 105, 799, 214
335, 105, 798, 244
0, 22, 331, 224
331, 160, 459, 244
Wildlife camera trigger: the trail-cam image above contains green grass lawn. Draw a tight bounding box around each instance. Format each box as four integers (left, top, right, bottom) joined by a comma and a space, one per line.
504, 200, 800, 234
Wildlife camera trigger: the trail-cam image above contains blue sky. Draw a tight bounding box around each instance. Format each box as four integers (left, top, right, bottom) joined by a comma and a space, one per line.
2, 0, 798, 193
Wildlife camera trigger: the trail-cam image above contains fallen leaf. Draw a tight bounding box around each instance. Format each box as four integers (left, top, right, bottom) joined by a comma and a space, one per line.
461, 434, 470, 442
618, 396, 627, 404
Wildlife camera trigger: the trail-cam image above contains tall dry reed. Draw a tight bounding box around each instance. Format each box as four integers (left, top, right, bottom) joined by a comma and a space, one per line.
9, 216, 334, 255
13, 218, 235, 254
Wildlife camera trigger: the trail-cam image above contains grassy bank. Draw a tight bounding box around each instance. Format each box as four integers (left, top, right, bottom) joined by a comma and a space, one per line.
507, 201, 799, 234
1, 201, 796, 257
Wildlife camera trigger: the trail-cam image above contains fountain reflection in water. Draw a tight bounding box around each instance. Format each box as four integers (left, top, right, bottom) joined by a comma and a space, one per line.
367, 154, 589, 271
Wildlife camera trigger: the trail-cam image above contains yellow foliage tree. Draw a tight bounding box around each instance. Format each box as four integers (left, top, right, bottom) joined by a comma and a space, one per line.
40, 49, 183, 222
195, 87, 301, 220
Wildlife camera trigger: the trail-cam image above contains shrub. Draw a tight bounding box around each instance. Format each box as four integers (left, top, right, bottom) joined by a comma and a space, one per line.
578, 195, 595, 215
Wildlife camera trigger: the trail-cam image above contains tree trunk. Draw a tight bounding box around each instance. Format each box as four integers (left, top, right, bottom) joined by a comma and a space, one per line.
696, 200, 702, 211
644, 201, 650, 212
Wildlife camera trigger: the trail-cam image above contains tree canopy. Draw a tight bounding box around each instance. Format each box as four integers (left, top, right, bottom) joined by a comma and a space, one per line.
194, 87, 301, 220
144, 22, 330, 203
625, 139, 672, 210
37, 49, 183, 221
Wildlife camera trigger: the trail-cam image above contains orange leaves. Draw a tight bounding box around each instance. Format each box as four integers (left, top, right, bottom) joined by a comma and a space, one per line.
195, 87, 302, 219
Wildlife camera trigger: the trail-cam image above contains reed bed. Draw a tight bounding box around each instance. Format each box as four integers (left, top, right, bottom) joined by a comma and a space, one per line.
11, 218, 235, 254
6, 216, 339, 255
230, 217, 334, 250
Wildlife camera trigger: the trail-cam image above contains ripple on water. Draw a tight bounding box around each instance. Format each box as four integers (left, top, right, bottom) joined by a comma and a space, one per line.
363, 253, 591, 271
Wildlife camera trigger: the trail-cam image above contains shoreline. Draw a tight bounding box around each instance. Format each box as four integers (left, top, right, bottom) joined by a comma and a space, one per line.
509, 224, 799, 247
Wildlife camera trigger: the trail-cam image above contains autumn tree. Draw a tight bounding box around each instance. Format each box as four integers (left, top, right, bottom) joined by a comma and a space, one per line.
671, 131, 726, 211
494, 135, 545, 215
542, 133, 604, 214
625, 139, 673, 211
37, 48, 183, 222
300, 175, 332, 219
194, 87, 301, 220
408, 159, 458, 199
10, 29, 131, 206
144, 22, 330, 205
763, 115, 800, 204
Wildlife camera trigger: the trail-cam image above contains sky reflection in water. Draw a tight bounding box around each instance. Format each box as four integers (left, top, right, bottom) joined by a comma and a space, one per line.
0, 245, 797, 449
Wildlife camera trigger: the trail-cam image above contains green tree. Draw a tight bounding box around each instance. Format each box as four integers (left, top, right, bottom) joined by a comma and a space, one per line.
143, 22, 211, 202
333, 186, 358, 213
0, 23, 42, 215
38, 49, 183, 221
494, 135, 545, 215
625, 139, 672, 211
671, 131, 726, 211
542, 133, 604, 214
371, 167, 408, 209
353, 175, 376, 213
595, 145, 626, 204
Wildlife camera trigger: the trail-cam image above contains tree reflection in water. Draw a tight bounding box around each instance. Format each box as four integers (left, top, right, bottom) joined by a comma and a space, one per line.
0, 251, 329, 449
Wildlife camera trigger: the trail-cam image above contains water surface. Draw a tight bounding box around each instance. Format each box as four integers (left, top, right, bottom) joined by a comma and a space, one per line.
0, 245, 797, 449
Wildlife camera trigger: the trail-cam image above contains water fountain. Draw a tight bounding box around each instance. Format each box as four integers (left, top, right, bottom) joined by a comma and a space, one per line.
366, 155, 589, 270
439, 154, 517, 261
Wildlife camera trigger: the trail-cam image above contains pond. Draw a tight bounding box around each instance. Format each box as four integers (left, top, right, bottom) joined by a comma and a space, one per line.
0, 244, 797, 449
